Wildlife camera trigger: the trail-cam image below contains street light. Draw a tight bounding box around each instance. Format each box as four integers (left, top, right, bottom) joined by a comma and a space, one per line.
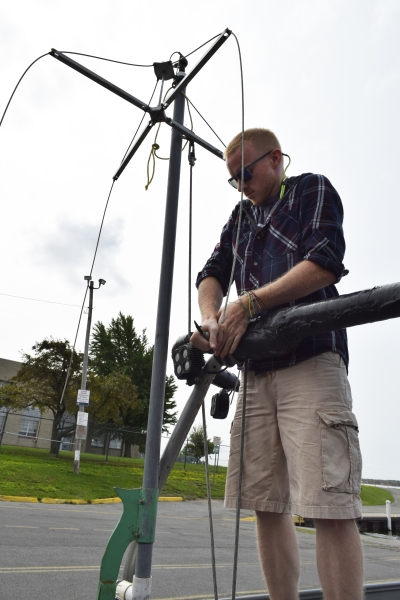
73, 275, 106, 475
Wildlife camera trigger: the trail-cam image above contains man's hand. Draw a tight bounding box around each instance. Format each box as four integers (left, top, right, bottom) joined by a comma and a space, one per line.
190, 317, 220, 352
214, 300, 249, 358
191, 277, 224, 353
190, 300, 249, 358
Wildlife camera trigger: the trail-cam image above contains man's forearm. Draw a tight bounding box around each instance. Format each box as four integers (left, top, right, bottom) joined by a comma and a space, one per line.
254, 260, 336, 310
198, 277, 224, 320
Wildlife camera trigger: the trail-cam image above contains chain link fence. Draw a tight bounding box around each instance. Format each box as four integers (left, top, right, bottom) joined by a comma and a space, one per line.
0, 408, 230, 464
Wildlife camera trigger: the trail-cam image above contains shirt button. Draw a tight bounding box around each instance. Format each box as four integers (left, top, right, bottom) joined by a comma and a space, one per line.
254, 261, 258, 266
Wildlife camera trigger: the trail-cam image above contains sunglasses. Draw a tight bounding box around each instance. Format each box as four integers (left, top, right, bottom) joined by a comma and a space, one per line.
228, 150, 290, 189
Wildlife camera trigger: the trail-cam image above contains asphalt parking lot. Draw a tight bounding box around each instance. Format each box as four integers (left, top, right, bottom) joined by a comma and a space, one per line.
1, 499, 400, 600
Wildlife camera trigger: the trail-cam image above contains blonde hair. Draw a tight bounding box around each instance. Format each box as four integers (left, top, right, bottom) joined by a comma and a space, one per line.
224, 128, 281, 159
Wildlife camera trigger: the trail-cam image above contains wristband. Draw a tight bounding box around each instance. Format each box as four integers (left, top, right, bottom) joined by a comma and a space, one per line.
233, 299, 251, 321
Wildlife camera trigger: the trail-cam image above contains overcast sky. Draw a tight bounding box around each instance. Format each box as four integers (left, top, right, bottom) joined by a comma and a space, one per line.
0, 0, 399, 479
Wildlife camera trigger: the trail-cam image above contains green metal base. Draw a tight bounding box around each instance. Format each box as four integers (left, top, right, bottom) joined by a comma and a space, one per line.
97, 487, 158, 600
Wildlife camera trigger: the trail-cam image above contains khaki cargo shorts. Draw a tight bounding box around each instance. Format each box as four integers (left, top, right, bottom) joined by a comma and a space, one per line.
224, 352, 362, 519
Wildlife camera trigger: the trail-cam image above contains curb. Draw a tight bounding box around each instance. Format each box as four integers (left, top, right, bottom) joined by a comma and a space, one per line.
0, 495, 183, 505
241, 515, 308, 525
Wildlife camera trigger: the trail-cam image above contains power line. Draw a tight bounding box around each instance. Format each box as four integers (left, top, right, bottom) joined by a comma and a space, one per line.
0, 292, 80, 307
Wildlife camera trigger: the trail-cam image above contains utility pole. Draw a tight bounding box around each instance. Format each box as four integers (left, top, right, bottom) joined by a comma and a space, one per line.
73, 276, 106, 475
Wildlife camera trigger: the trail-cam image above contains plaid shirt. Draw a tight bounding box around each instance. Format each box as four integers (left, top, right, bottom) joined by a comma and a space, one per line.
196, 173, 349, 373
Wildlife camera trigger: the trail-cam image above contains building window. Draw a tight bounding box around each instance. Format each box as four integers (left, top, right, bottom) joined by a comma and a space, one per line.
60, 436, 74, 451
91, 435, 105, 448
60, 413, 76, 450
18, 407, 40, 438
109, 437, 122, 450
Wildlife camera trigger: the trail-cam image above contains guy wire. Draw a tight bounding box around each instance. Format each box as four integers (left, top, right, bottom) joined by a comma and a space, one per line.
58, 178, 116, 408
222, 33, 245, 322
120, 80, 159, 165
184, 32, 223, 59
181, 95, 194, 152
188, 142, 195, 337
58, 51, 153, 67
232, 361, 248, 600
201, 399, 219, 600
183, 94, 226, 147
218, 32, 246, 600
0, 53, 50, 130
61, 31, 223, 68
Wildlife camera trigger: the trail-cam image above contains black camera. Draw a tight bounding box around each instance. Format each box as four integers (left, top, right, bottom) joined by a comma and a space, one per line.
210, 389, 230, 419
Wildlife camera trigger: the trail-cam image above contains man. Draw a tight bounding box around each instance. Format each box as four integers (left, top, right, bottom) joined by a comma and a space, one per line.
191, 128, 363, 600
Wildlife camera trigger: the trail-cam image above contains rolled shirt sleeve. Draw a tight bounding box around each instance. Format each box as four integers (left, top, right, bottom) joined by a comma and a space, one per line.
298, 174, 347, 282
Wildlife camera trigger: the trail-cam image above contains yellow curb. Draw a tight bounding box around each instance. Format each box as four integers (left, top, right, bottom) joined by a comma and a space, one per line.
159, 497, 183, 502
92, 497, 122, 504
41, 498, 87, 505
293, 515, 306, 525
295, 526, 316, 535
92, 496, 183, 504
0, 495, 38, 503
240, 515, 307, 524
0, 495, 183, 504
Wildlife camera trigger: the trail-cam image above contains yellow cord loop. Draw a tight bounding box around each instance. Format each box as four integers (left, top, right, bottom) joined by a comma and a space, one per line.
144, 91, 193, 191
145, 143, 160, 190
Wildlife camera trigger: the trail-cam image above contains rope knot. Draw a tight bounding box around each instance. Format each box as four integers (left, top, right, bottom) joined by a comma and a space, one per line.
152, 143, 160, 150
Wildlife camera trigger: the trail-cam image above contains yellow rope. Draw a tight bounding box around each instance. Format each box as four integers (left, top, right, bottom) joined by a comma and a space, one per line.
145, 143, 161, 190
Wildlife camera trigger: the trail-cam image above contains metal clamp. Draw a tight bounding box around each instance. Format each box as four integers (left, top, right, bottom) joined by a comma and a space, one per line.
97, 487, 158, 600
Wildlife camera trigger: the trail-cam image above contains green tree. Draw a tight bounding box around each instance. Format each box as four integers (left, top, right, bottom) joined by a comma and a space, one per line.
88, 371, 140, 425
90, 312, 177, 455
0, 338, 83, 456
186, 425, 214, 464
87, 371, 143, 451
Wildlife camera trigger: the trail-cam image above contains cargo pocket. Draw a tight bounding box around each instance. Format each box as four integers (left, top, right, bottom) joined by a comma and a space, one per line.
316, 409, 362, 494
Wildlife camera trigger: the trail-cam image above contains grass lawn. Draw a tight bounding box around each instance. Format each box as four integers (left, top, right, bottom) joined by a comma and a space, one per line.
0, 445, 394, 505
0, 445, 227, 501
360, 484, 394, 505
